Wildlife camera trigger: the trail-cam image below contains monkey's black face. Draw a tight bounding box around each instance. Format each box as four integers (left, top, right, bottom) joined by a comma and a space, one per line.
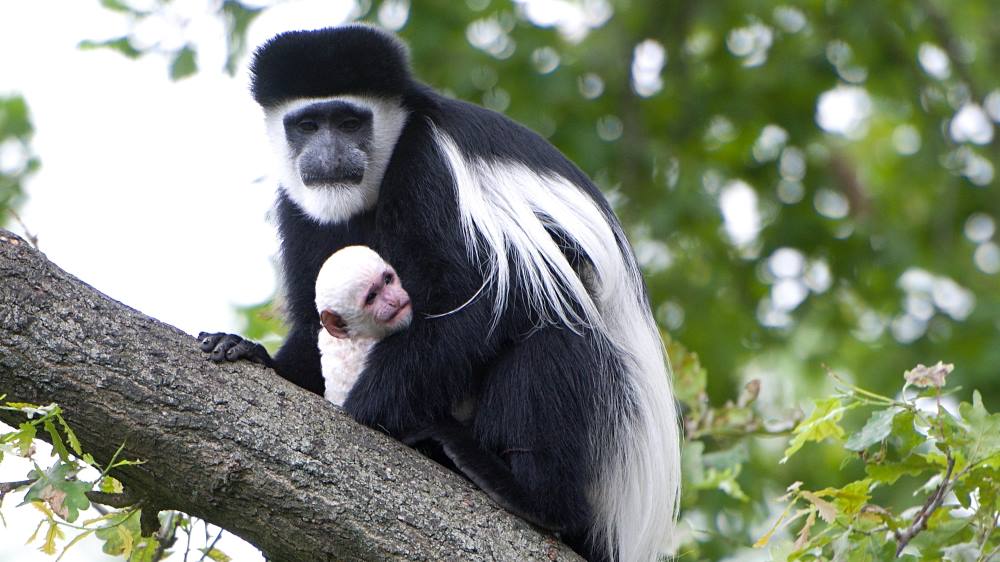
283, 100, 373, 187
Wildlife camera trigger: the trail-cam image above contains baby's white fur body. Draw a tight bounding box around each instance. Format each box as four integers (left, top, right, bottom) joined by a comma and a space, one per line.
317, 330, 377, 406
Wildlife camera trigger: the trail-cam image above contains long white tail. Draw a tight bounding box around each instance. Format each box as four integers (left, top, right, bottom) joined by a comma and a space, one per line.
435, 128, 680, 562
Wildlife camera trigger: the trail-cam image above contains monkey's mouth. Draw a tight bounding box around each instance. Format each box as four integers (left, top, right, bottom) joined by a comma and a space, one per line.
301, 171, 364, 187
388, 302, 412, 327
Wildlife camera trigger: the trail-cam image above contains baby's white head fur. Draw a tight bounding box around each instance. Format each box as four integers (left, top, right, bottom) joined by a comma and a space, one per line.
315, 245, 410, 339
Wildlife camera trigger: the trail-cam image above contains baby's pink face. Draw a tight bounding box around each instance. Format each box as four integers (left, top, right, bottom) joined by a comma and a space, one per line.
361, 266, 412, 334
315, 246, 413, 340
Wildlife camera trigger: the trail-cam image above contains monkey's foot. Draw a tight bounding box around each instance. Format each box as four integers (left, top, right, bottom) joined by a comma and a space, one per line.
197, 332, 274, 367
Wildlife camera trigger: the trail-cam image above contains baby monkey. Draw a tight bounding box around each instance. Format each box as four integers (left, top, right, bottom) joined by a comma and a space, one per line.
314, 245, 413, 406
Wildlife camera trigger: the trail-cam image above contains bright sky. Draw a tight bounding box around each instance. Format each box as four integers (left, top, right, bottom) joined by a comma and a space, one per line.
0, 1, 363, 560
0, 0, 370, 337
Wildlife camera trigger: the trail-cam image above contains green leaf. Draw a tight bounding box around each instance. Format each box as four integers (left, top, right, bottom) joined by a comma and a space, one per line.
952, 464, 997, 510
129, 536, 161, 562
99, 476, 124, 494
57, 415, 83, 457
666, 335, 707, 405
801, 491, 837, 523
845, 407, 898, 451
697, 465, 749, 502
845, 539, 895, 562
96, 511, 140, 556
169, 46, 198, 80
890, 410, 922, 457
78, 37, 142, 59
782, 398, 847, 463
40, 520, 65, 555
680, 440, 704, 507
865, 455, 934, 485
0, 95, 34, 137
827, 479, 871, 518
958, 390, 1000, 463
22, 461, 91, 522
702, 444, 749, 470
933, 408, 972, 452
98, 0, 136, 13
55, 529, 94, 562
222, 0, 264, 76
43, 419, 70, 461
16, 421, 36, 456
201, 547, 232, 562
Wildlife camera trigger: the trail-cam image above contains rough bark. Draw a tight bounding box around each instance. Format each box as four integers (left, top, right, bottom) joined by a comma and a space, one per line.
0, 229, 579, 562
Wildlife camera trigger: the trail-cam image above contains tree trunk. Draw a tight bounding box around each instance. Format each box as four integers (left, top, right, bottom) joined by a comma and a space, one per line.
0, 229, 579, 562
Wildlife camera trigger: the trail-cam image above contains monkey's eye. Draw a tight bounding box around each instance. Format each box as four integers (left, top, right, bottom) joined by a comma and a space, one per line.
340, 118, 362, 132
297, 120, 319, 133
383, 272, 394, 285
365, 291, 377, 305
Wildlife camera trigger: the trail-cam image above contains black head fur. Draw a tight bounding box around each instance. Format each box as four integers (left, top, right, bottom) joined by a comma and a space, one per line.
250, 25, 412, 108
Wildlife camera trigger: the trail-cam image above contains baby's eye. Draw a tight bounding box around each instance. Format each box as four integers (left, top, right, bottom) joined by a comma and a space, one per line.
365, 291, 377, 305
383, 272, 394, 285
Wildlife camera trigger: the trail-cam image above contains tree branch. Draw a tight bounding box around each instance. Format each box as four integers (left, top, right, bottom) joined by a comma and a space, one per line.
894, 454, 956, 556
0, 229, 578, 562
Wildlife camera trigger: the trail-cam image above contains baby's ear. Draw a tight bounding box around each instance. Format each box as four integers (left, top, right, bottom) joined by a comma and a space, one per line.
320, 310, 349, 339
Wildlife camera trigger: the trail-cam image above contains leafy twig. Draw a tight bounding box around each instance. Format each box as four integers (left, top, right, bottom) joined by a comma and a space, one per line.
0, 478, 37, 500
151, 511, 181, 562
894, 454, 956, 556
825, 367, 894, 405
183, 516, 195, 562
196, 527, 225, 562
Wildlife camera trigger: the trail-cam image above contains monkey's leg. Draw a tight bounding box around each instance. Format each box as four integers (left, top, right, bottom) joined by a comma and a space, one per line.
472, 325, 619, 562
402, 422, 566, 533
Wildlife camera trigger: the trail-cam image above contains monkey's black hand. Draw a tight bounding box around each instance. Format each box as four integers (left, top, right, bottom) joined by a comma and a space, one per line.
198, 332, 274, 368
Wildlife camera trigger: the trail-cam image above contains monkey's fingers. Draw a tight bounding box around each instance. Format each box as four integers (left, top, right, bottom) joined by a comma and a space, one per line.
227, 339, 274, 367
197, 332, 274, 368
197, 332, 227, 352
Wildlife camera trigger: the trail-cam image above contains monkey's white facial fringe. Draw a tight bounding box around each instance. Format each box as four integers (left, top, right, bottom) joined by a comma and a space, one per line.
434, 129, 681, 562
266, 96, 409, 225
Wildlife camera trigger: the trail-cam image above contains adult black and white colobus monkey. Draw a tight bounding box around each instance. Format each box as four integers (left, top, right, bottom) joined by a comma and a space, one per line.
199, 25, 680, 562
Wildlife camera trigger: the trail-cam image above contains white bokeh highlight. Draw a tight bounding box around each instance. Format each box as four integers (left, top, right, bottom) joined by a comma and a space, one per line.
816, 85, 872, 139
631, 39, 666, 97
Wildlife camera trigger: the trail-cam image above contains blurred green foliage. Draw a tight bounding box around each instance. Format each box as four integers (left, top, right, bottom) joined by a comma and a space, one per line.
0, 94, 39, 215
